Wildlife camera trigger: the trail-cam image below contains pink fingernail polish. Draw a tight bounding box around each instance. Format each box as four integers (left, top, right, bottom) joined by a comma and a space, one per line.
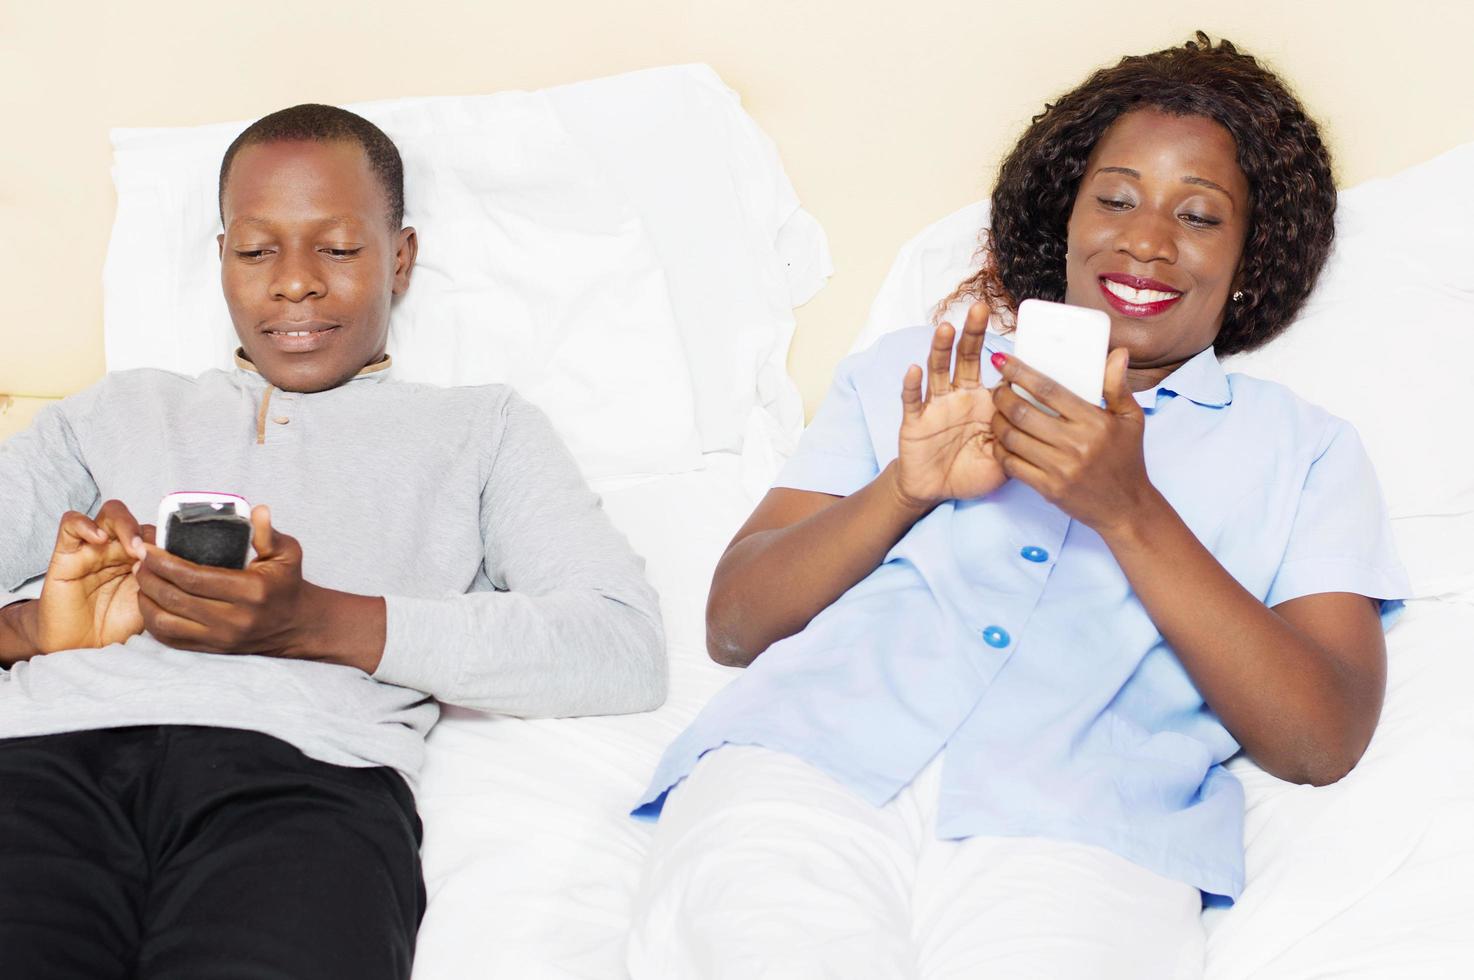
990, 352, 1008, 370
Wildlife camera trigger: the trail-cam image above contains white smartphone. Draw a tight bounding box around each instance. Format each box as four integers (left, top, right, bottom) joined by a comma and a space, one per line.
156, 492, 253, 569
1010, 298, 1111, 417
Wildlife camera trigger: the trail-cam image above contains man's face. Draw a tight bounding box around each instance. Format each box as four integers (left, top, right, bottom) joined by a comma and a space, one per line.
218, 139, 416, 393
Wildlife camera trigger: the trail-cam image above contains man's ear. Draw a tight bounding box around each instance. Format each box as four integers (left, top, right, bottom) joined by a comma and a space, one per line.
392, 227, 418, 296
217, 233, 225, 260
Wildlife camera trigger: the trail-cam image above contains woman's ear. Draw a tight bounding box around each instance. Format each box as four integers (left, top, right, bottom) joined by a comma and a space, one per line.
1230, 251, 1250, 297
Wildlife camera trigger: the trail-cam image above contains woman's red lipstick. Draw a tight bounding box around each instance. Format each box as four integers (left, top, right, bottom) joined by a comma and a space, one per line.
1097, 273, 1183, 318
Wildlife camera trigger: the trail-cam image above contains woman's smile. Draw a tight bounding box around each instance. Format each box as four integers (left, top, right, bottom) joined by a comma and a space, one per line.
1097, 273, 1184, 318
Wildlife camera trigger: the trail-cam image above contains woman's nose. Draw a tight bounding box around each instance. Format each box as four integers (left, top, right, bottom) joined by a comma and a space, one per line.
1116, 209, 1178, 265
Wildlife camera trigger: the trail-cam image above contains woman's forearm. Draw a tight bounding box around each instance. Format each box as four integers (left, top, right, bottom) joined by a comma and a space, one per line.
707, 461, 931, 666
1102, 492, 1382, 786
0, 600, 41, 666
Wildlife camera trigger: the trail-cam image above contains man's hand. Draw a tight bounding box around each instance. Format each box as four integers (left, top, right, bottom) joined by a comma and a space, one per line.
135, 504, 385, 671
136, 504, 312, 656
33, 500, 152, 655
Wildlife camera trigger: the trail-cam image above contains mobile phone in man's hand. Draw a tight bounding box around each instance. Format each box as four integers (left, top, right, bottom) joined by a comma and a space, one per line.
156, 492, 253, 569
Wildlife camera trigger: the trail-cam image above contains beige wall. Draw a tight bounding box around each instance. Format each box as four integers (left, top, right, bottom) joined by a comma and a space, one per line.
3, 0, 1472, 432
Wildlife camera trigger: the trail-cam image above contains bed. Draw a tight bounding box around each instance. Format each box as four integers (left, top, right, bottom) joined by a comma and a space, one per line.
97, 67, 1474, 978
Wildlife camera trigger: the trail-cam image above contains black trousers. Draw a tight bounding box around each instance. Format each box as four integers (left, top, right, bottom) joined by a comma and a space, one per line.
0, 726, 425, 980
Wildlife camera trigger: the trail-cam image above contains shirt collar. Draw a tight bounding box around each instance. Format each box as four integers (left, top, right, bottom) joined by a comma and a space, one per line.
1132, 345, 1231, 413
232, 349, 393, 386
984, 330, 1231, 414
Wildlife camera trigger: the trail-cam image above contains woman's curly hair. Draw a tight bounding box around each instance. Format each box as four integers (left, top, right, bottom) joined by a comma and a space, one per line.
940, 32, 1336, 355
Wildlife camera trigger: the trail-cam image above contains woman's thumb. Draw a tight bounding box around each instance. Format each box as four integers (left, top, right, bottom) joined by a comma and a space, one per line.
1103, 348, 1138, 415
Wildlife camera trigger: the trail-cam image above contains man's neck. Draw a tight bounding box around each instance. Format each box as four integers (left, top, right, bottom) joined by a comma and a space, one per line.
232, 350, 393, 388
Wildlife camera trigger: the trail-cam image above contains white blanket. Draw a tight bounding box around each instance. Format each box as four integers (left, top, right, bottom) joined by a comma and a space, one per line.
412, 451, 1474, 978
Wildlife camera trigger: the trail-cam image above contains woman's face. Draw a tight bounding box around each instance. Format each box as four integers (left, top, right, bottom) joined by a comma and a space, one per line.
1063, 108, 1250, 381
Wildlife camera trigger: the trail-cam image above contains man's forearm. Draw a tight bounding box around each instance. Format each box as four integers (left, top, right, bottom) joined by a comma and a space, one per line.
290, 586, 386, 674
0, 600, 42, 666
375, 586, 665, 717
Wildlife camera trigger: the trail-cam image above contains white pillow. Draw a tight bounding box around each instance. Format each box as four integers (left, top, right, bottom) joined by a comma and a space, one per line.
1223, 142, 1474, 599
548, 65, 830, 451
853, 200, 991, 355
104, 88, 703, 480
857, 141, 1474, 599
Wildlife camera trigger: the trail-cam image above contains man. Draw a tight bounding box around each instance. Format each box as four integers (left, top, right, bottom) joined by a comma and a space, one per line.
0, 104, 666, 980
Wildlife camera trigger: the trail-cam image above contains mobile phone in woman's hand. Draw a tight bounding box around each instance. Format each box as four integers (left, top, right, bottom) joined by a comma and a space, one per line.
1011, 299, 1110, 416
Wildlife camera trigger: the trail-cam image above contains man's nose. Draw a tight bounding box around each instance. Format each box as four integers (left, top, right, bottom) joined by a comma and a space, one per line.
1116, 209, 1178, 265
270, 251, 327, 303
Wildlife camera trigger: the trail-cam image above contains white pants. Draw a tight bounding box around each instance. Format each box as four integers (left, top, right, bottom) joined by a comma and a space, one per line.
628, 745, 1204, 980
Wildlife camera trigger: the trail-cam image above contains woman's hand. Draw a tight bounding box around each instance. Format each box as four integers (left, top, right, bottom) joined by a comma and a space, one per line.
989, 347, 1161, 537
895, 302, 1006, 512
35, 500, 152, 654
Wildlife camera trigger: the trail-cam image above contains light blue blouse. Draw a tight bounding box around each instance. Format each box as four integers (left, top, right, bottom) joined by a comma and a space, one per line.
636, 325, 1410, 900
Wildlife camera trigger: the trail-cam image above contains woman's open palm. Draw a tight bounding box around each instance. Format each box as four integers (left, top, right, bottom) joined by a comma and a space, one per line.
895, 303, 1007, 509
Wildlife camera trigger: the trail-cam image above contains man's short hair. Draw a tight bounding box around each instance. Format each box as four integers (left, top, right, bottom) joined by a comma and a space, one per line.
218, 104, 405, 229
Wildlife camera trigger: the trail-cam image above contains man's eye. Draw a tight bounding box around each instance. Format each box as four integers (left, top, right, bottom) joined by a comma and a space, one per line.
235, 250, 271, 260
322, 248, 362, 258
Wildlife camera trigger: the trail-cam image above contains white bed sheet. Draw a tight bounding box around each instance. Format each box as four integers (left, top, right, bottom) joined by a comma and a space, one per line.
412, 452, 754, 979
1204, 598, 1474, 978
412, 451, 1474, 979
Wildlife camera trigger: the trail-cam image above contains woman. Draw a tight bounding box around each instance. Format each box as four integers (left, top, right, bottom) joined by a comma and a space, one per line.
629, 34, 1409, 980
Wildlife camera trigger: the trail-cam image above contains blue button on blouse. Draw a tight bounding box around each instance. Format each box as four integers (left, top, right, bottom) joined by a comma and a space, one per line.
636, 325, 1411, 902
981, 626, 1010, 648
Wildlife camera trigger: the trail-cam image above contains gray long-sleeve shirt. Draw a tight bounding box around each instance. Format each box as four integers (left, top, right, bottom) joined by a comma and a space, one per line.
0, 357, 666, 784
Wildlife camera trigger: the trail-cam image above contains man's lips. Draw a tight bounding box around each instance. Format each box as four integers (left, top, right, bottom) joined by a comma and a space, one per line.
259, 320, 340, 353
1098, 274, 1183, 318
261, 319, 338, 336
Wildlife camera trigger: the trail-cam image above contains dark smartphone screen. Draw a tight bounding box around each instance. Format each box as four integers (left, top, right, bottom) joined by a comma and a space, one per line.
165, 503, 251, 569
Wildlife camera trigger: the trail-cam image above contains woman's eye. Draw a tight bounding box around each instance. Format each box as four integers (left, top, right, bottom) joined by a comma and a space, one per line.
1098, 197, 1131, 210
1180, 213, 1222, 227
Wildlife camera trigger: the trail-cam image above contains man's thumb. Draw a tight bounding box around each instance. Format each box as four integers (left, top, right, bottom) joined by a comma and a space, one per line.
250, 505, 278, 559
